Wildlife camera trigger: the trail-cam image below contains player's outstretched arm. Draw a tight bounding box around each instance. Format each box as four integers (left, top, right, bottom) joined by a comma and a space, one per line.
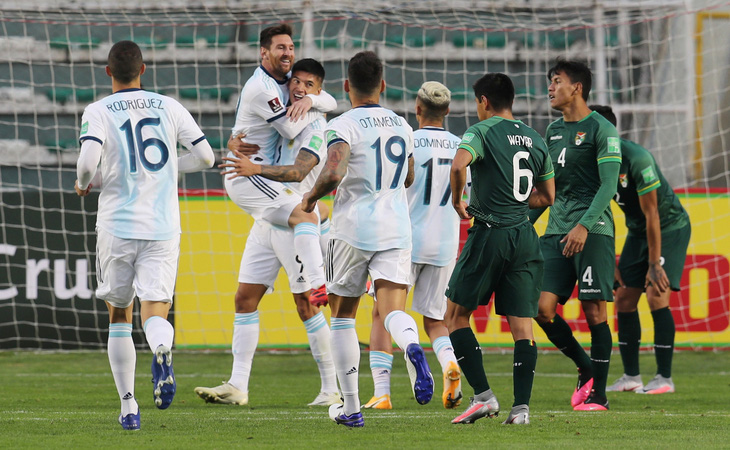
302, 141, 350, 213
450, 148, 473, 220
638, 189, 670, 292
220, 148, 319, 182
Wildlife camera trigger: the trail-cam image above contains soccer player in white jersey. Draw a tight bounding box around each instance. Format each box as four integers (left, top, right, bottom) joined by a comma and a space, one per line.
364, 81, 463, 411
224, 23, 336, 307
302, 51, 435, 428
74, 41, 215, 431
194, 59, 339, 407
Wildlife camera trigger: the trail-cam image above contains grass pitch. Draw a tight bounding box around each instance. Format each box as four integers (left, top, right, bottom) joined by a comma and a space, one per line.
1, 350, 728, 448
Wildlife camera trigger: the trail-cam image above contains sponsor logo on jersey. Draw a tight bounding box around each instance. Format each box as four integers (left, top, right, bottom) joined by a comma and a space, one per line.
80, 121, 89, 134
641, 166, 657, 183
267, 97, 283, 113
308, 135, 323, 150
575, 132, 586, 145
296, 276, 305, 283
461, 132, 475, 144
607, 136, 621, 153
550, 135, 562, 140
619, 173, 628, 188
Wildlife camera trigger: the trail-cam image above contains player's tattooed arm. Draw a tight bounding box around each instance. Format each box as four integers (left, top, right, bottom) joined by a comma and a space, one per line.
259, 151, 319, 183
302, 141, 350, 213
404, 155, 415, 188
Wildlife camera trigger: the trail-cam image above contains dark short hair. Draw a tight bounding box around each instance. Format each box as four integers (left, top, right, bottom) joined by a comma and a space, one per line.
589, 104, 617, 127
347, 51, 383, 95
260, 23, 293, 49
292, 58, 325, 82
108, 40, 143, 84
472, 73, 514, 112
547, 59, 592, 101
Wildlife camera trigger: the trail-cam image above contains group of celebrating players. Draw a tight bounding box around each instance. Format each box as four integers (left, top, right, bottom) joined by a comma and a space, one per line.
74, 22, 690, 430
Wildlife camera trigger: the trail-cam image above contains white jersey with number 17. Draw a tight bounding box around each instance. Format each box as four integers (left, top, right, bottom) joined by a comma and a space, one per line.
325, 104, 414, 252
79, 88, 205, 241
407, 127, 462, 266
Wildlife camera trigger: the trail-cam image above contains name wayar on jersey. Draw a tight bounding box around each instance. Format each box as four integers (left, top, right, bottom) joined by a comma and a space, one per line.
506, 134, 533, 148
105, 98, 165, 113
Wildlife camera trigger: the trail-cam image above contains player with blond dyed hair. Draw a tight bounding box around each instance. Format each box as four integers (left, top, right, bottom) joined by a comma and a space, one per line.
365, 81, 464, 411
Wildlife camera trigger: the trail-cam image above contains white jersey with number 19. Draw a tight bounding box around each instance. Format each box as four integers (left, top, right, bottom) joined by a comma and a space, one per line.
325, 104, 414, 252
79, 88, 205, 241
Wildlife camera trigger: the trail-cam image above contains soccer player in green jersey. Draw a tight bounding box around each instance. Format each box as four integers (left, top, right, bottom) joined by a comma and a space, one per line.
591, 105, 691, 395
531, 60, 621, 411
446, 73, 555, 425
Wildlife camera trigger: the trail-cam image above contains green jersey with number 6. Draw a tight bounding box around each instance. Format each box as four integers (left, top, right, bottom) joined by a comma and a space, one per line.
458, 116, 554, 228
615, 138, 689, 236
545, 111, 621, 237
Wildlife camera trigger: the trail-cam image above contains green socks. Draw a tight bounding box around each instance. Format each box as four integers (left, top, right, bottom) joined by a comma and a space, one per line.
589, 321, 612, 397
512, 339, 537, 407
617, 310, 641, 376
539, 314, 593, 376
652, 307, 675, 378
450, 327, 490, 395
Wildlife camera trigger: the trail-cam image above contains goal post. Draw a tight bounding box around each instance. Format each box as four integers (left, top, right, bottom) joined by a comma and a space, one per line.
0, 0, 729, 350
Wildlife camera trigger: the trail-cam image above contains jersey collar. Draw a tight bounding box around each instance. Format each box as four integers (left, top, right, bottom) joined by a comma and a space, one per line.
355, 104, 381, 109
421, 126, 446, 131
259, 65, 289, 85
113, 88, 143, 94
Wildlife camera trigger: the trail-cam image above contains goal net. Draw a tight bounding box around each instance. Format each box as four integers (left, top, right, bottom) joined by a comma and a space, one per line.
1, 0, 729, 350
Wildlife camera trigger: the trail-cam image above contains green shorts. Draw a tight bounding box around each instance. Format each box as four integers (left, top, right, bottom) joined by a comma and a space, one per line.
446, 221, 543, 318
618, 222, 691, 291
540, 233, 615, 303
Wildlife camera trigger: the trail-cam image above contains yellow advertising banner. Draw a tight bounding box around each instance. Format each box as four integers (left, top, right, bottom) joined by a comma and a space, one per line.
175, 190, 730, 349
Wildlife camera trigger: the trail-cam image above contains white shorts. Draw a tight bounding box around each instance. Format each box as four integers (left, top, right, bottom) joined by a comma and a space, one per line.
326, 239, 411, 298
95, 227, 179, 308
410, 261, 456, 320
224, 173, 302, 227
237, 221, 310, 294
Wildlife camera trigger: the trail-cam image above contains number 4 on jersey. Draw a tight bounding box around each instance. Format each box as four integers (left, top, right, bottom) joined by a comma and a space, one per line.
557, 147, 567, 167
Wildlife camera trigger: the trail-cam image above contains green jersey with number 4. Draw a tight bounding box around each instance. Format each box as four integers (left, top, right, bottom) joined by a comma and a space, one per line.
458, 116, 554, 228
545, 111, 621, 237
615, 138, 689, 236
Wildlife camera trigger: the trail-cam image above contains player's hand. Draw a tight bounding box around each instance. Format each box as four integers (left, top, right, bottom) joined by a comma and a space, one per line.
614, 266, 626, 289
646, 261, 670, 293
560, 224, 588, 258
219, 149, 261, 180
301, 191, 317, 213
227, 133, 260, 156
286, 96, 313, 122
453, 200, 472, 220
74, 180, 91, 197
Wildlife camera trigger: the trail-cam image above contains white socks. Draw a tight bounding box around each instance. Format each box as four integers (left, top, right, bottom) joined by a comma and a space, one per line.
293, 222, 326, 288
383, 310, 420, 351
143, 316, 174, 352
108, 323, 138, 416
433, 335, 458, 373
229, 311, 259, 393
369, 351, 393, 397
304, 312, 338, 393
331, 317, 360, 415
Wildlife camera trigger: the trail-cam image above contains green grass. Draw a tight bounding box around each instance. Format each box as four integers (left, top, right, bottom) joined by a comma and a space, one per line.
1, 351, 728, 448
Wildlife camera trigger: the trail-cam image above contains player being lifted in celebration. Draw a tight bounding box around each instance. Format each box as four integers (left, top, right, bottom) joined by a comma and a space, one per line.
447, 73, 555, 425
364, 81, 463, 411
302, 51, 434, 428
590, 105, 690, 395
224, 23, 337, 306
75, 41, 215, 430
194, 59, 339, 407
530, 60, 621, 411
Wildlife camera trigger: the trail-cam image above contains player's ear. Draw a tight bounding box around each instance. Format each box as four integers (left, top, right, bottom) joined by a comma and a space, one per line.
139, 63, 146, 76
445, 106, 450, 117
105, 66, 112, 77
344, 79, 350, 93
380, 79, 386, 94
415, 103, 422, 117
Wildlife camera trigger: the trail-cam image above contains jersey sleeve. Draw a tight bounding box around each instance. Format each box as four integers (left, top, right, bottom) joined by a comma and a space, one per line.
595, 121, 622, 166
307, 89, 337, 113
78, 105, 106, 146
457, 126, 483, 163
249, 87, 288, 124
536, 138, 555, 182
173, 100, 206, 149
630, 146, 661, 196
325, 117, 353, 148
299, 128, 326, 164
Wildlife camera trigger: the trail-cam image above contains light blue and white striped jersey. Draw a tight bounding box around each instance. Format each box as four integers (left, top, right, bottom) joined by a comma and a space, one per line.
277, 114, 327, 195
231, 66, 290, 165
325, 105, 414, 251
407, 127, 462, 266
79, 88, 205, 240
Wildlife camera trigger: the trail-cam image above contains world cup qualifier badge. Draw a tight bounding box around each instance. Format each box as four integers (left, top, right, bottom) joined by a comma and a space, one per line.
267, 97, 283, 113
575, 132, 586, 145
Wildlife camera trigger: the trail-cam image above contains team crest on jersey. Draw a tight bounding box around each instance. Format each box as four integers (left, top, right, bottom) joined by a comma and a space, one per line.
575, 132, 586, 145
267, 97, 283, 113
619, 173, 628, 188
287, 139, 295, 149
